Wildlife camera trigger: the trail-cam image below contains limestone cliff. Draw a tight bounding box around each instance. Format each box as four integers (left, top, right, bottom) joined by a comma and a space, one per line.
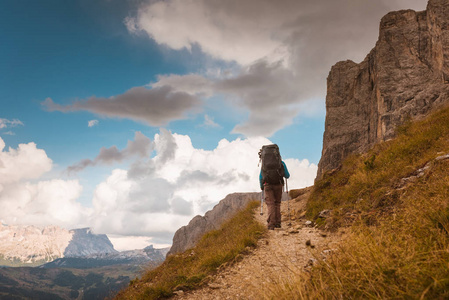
0, 225, 117, 266
168, 192, 260, 256
317, 0, 449, 179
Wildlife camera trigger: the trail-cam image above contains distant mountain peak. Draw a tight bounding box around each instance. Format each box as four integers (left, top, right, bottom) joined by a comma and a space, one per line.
0, 224, 117, 266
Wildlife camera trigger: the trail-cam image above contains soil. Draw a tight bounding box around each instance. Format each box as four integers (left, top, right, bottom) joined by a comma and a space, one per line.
173, 189, 342, 300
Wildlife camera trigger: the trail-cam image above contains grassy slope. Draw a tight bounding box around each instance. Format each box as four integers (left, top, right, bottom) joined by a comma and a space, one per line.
116, 201, 266, 300
271, 106, 449, 299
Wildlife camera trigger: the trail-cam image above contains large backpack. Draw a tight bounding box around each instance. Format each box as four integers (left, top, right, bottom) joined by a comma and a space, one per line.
259, 144, 285, 185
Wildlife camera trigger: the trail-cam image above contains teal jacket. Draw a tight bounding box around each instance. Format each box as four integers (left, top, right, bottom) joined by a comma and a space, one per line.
259, 161, 290, 189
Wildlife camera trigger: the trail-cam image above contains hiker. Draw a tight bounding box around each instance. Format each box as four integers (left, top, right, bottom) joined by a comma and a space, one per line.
259, 144, 290, 230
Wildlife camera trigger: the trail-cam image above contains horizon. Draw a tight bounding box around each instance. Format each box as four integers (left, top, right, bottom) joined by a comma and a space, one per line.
0, 0, 427, 251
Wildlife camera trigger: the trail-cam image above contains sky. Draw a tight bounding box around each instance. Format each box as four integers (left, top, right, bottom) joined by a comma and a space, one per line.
0, 0, 427, 251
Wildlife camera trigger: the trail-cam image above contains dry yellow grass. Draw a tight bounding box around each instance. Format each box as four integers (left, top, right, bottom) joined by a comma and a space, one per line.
266, 106, 449, 299
115, 201, 266, 300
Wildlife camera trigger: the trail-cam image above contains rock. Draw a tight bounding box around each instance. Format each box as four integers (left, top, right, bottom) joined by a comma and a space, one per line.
208, 283, 223, 290
435, 154, 449, 161
316, 0, 449, 180
168, 192, 260, 256
305, 220, 313, 227
318, 209, 332, 219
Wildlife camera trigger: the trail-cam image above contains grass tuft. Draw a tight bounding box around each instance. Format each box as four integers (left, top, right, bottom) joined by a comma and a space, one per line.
115, 201, 266, 299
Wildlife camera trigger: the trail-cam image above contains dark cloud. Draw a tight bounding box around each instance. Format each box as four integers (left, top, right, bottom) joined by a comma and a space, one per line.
127, 0, 427, 137
215, 60, 301, 136
125, 131, 153, 157
129, 177, 173, 213
42, 86, 202, 126
154, 128, 177, 164
171, 197, 193, 215
176, 170, 215, 187
176, 169, 251, 188
97, 146, 124, 164
127, 160, 156, 179
67, 131, 153, 173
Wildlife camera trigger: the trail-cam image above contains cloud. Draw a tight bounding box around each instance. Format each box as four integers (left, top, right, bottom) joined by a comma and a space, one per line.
42, 86, 202, 127
67, 131, 153, 173
0, 118, 23, 129
88, 130, 318, 242
2, 131, 15, 136
201, 114, 220, 128
0, 138, 52, 185
127, 0, 288, 65
41, 1, 427, 137
0, 119, 24, 136
124, 0, 427, 136
0, 131, 318, 247
88, 120, 99, 127
129, 0, 427, 66
108, 235, 170, 251
0, 137, 89, 228
152, 60, 301, 136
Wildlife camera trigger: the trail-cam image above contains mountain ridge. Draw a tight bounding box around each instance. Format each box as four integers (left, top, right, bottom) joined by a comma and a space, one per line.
0, 224, 134, 266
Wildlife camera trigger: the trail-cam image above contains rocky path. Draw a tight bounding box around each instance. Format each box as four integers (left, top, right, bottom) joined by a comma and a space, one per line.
173, 190, 341, 300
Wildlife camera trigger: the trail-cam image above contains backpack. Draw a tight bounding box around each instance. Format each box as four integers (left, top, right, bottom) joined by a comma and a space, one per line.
259, 144, 285, 185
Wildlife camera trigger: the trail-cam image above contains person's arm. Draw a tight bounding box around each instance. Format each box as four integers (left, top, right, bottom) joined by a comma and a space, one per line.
282, 161, 290, 179
259, 169, 264, 190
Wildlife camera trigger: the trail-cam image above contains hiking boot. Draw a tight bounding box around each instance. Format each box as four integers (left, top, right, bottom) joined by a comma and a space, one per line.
275, 224, 281, 228
267, 226, 275, 230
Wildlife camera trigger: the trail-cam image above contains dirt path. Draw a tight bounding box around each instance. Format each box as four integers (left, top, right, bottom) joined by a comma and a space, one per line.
173, 190, 341, 300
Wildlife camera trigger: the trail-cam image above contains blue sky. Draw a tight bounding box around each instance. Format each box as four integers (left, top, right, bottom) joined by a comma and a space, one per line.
0, 0, 427, 250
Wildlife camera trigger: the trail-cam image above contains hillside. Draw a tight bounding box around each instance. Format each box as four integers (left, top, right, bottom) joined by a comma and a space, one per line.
115, 102, 449, 300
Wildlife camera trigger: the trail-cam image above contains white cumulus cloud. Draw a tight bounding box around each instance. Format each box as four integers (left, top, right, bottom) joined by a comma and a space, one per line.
0, 132, 318, 248
88, 130, 317, 243
0, 137, 89, 229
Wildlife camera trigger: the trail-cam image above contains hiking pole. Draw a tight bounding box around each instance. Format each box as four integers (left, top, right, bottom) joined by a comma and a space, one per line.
260, 190, 264, 215
286, 179, 291, 226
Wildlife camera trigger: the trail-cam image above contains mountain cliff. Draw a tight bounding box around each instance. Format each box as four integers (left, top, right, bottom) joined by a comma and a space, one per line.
168, 192, 260, 255
317, 0, 449, 179
0, 224, 117, 266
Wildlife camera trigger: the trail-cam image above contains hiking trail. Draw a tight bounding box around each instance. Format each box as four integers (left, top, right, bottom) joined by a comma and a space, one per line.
173, 189, 343, 300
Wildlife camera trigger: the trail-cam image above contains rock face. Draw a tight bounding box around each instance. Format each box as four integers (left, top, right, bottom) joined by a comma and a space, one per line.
42, 245, 167, 269
0, 224, 117, 266
168, 192, 260, 256
317, 0, 449, 179
63, 228, 117, 257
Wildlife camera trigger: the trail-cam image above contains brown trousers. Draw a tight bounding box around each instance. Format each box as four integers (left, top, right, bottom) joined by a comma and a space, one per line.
264, 184, 283, 228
